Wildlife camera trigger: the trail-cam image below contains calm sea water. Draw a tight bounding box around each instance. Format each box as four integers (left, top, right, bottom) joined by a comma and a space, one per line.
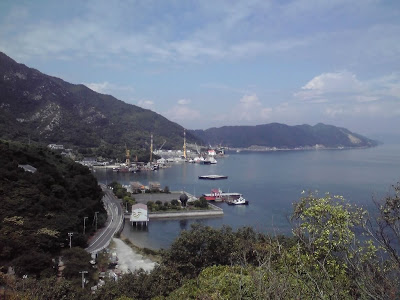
94, 144, 400, 250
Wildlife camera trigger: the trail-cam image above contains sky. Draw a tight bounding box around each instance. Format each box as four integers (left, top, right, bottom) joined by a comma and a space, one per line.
0, 0, 399, 137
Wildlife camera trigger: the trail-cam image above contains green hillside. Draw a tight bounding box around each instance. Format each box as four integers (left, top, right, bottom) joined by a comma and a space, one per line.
0, 52, 201, 159
0, 140, 106, 277
191, 123, 378, 149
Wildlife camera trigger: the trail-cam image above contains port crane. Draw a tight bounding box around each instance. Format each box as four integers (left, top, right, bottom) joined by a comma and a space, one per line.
159, 139, 166, 152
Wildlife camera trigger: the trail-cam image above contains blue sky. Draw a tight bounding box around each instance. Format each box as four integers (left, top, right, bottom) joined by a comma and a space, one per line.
1, 0, 399, 136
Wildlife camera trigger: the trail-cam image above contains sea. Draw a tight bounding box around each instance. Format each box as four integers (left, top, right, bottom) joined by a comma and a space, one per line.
94, 143, 400, 250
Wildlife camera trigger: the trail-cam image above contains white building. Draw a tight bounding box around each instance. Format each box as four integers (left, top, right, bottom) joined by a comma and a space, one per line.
130, 203, 149, 226
48, 144, 64, 150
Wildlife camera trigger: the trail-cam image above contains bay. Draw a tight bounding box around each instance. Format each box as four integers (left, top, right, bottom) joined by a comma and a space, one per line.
94, 144, 400, 250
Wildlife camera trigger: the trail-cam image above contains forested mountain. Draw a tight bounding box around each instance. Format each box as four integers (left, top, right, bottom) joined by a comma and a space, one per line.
191, 123, 378, 149
0, 52, 200, 158
0, 140, 105, 276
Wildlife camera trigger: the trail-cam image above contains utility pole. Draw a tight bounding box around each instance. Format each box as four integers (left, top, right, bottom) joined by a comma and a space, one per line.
83, 217, 88, 235
68, 232, 73, 248
22, 274, 27, 290
79, 271, 88, 289
94, 212, 99, 231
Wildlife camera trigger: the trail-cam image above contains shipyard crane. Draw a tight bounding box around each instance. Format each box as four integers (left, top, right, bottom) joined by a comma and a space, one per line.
159, 139, 166, 152
125, 144, 130, 166
183, 129, 187, 159
150, 134, 153, 162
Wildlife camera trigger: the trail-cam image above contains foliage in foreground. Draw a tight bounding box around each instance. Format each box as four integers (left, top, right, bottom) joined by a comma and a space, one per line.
4, 182, 400, 299
0, 140, 106, 278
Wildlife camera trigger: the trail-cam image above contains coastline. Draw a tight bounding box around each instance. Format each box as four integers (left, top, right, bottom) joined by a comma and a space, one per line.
110, 237, 158, 274
230, 144, 378, 152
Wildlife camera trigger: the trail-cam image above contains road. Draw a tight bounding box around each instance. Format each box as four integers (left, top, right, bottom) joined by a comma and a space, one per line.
86, 184, 124, 254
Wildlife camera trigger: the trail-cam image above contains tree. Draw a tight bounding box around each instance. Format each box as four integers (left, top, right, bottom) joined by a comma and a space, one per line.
290, 191, 393, 299
179, 193, 188, 207
194, 197, 208, 208
365, 182, 400, 269
61, 247, 93, 285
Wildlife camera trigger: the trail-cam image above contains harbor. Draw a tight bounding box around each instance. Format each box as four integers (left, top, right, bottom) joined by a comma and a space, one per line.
93, 143, 400, 250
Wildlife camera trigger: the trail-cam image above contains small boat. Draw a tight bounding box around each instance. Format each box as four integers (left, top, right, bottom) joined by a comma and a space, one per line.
227, 196, 248, 205
198, 175, 228, 180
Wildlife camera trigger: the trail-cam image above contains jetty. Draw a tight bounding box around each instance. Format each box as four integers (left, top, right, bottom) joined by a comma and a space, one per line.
127, 191, 224, 222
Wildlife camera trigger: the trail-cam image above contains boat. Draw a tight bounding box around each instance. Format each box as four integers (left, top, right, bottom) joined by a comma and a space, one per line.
116, 166, 139, 173
202, 188, 223, 201
202, 189, 242, 202
227, 196, 248, 205
209, 157, 217, 164
198, 175, 228, 180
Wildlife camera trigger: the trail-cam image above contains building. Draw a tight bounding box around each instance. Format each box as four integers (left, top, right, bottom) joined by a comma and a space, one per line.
131, 181, 145, 193
81, 157, 97, 166
18, 164, 37, 173
48, 144, 64, 150
130, 203, 149, 226
149, 181, 161, 192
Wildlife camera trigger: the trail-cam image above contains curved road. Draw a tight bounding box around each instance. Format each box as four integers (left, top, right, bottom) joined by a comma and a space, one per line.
86, 185, 124, 254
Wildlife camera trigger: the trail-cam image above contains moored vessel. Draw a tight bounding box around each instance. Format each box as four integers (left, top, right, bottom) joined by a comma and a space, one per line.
227, 196, 248, 205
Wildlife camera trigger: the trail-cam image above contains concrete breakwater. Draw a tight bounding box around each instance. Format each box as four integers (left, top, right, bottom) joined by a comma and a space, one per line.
148, 203, 223, 219
124, 203, 223, 220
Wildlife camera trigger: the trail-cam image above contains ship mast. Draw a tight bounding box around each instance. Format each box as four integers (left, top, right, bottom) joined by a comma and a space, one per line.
125, 145, 130, 166
150, 133, 153, 163
183, 129, 187, 159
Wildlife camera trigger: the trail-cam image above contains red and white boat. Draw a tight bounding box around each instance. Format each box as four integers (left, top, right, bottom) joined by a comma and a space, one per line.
202, 189, 242, 202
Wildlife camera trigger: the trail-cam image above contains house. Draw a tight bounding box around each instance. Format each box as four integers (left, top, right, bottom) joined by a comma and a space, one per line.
131, 182, 144, 193
81, 157, 97, 166
48, 144, 64, 150
149, 181, 161, 191
130, 203, 149, 226
18, 164, 37, 173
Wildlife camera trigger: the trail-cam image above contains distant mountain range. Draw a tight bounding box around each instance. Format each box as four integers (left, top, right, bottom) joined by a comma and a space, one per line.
0, 52, 378, 155
0, 52, 200, 158
190, 123, 378, 149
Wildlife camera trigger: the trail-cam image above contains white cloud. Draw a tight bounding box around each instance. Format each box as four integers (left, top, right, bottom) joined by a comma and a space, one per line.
137, 100, 155, 110
177, 99, 191, 105
84, 81, 134, 96
221, 94, 273, 123
163, 105, 201, 123
84, 82, 111, 94
356, 95, 379, 103
0, 0, 362, 64
240, 94, 260, 105
301, 71, 363, 92
295, 71, 364, 102
291, 71, 400, 125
